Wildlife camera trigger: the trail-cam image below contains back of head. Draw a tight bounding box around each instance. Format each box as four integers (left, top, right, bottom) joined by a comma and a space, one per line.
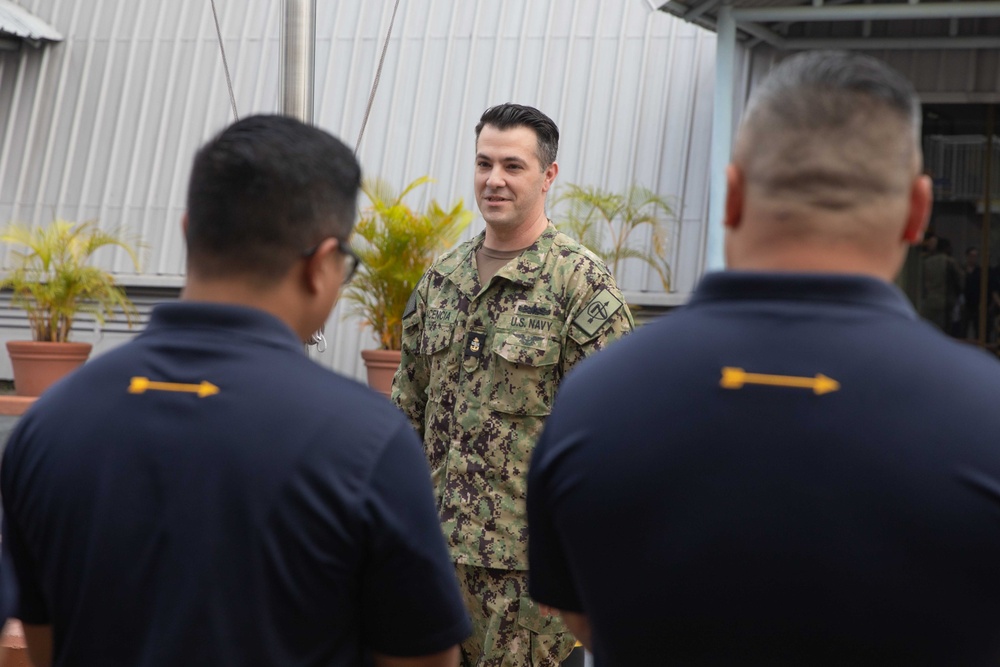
475, 103, 560, 169
736, 51, 920, 215
185, 115, 361, 284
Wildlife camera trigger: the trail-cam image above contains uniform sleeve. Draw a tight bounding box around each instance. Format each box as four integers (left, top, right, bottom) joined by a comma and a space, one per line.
560, 268, 634, 377
390, 283, 430, 440
526, 411, 583, 612
359, 421, 471, 656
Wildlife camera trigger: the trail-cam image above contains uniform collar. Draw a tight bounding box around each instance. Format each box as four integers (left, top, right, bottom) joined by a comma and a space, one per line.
689, 271, 918, 320
145, 302, 306, 352
436, 224, 559, 297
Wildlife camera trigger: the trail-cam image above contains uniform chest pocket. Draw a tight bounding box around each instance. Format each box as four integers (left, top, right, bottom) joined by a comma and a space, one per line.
489, 332, 560, 416
418, 319, 459, 397
419, 321, 454, 356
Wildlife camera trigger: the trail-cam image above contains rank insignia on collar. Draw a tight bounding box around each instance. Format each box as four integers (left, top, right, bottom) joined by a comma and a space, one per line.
465, 331, 485, 359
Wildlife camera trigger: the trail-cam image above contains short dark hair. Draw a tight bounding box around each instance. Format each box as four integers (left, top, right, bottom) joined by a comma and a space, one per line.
475, 103, 559, 169
185, 115, 361, 283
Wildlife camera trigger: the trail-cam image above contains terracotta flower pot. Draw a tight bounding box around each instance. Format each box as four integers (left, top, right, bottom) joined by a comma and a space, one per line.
6, 341, 93, 397
360, 349, 401, 398
1, 619, 29, 667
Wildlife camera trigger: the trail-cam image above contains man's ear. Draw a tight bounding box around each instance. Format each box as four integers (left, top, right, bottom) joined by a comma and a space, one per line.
181, 212, 189, 238
724, 164, 745, 230
902, 174, 933, 244
302, 237, 340, 295
541, 161, 558, 193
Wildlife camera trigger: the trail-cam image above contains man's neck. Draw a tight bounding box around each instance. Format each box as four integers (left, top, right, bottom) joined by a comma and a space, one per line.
181, 277, 312, 340
484, 211, 550, 251
727, 246, 902, 283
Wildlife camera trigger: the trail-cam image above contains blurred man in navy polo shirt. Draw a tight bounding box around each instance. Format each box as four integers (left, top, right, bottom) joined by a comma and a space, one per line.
1, 115, 469, 667
529, 51, 1000, 666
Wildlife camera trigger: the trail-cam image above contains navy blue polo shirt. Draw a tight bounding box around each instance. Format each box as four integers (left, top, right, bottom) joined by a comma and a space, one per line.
529, 272, 1000, 666
1, 303, 470, 665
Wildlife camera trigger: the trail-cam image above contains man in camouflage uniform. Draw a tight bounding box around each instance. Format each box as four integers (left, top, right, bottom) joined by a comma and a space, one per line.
391, 103, 633, 667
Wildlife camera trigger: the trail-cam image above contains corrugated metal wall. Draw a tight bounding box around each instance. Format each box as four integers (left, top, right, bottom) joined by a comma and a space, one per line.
0, 0, 718, 380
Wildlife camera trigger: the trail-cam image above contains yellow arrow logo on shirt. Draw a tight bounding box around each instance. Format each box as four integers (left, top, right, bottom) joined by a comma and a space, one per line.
720, 367, 840, 395
128, 376, 220, 398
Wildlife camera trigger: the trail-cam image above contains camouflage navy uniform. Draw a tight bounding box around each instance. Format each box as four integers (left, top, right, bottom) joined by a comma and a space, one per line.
392, 224, 633, 667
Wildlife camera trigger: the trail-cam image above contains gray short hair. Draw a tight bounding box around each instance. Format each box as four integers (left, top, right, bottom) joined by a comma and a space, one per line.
745, 51, 920, 135
736, 51, 921, 208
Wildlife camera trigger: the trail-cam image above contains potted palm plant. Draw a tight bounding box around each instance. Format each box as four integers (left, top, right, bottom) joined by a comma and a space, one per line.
555, 183, 675, 291
343, 176, 471, 396
1, 220, 140, 396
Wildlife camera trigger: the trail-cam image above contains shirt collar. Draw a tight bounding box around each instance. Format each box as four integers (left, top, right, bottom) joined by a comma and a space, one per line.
145, 302, 306, 352
689, 271, 918, 320
437, 224, 559, 296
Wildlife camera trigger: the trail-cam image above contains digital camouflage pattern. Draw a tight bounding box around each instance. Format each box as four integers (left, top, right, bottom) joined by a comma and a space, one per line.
391, 224, 634, 570
455, 564, 576, 667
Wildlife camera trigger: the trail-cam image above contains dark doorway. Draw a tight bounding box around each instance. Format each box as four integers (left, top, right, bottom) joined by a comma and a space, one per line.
900, 103, 999, 347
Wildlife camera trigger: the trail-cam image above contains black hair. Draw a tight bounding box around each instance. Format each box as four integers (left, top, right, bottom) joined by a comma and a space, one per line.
475, 103, 559, 169
185, 114, 361, 283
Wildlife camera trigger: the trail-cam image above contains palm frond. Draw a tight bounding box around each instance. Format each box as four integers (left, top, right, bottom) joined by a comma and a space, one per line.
0, 220, 142, 342
553, 183, 675, 290
343, 177, 471, 350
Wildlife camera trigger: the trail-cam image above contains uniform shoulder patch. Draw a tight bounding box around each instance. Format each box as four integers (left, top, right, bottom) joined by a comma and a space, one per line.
403, 288, 419, 320
573, 289, 624, 338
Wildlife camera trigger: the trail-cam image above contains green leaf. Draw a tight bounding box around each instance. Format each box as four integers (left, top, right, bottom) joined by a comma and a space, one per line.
343, 177, 471, 350
553, 183, 675, 291
0, 220, 143, 342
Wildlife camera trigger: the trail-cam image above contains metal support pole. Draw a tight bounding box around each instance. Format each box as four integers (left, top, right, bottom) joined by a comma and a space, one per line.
706, 3, 736, 272
281, 0, 316, 123
979, 105, 995, 345
282, 0, 322, 351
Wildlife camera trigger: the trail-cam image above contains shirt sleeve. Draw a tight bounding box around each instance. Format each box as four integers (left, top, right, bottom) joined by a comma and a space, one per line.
0, 520, 20, 622
391, 285, 430, 441
526, 413, 584, 612
359, 421, 471, 656
1, 432, 49, 624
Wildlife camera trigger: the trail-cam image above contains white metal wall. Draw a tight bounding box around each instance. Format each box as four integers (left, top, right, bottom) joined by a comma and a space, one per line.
0, 0, 718, 380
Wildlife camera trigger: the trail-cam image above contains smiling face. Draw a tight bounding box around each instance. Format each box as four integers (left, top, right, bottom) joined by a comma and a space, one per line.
475, 124, 558, 237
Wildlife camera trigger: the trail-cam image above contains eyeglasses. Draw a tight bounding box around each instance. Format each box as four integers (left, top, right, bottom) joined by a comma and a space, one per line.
337, 240, 361, 284
302, 238, 362, 284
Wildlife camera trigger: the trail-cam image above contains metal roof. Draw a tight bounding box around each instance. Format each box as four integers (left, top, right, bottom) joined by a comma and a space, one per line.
0, 0, 61, 48
652, 0, 1000, 273
654, 0, 1000, 51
